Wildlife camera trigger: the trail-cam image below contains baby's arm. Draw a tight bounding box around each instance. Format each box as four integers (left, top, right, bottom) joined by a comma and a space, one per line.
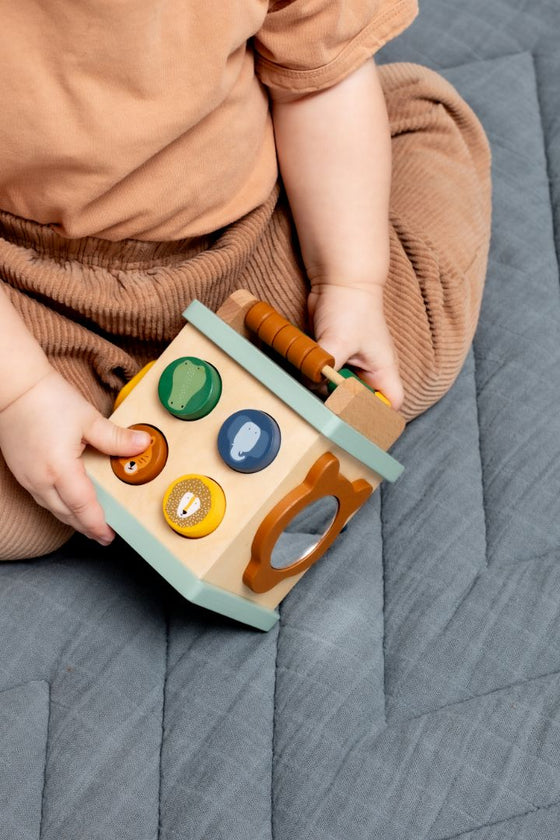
0, 284, 150, 545
270, 58, 403, 409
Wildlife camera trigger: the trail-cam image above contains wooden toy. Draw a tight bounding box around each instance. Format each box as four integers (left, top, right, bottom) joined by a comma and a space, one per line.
83, 290, 406, 630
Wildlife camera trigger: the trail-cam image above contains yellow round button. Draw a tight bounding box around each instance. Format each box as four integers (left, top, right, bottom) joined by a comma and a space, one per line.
114, 361, 156, 410
162, 475, 226, 538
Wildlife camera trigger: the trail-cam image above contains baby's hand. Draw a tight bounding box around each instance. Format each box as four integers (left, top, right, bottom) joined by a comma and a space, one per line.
0, 369, 151, 545
308, 283, 404, 410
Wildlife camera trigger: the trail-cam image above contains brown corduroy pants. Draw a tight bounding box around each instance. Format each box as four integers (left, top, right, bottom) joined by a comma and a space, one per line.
0, 63, 491, 560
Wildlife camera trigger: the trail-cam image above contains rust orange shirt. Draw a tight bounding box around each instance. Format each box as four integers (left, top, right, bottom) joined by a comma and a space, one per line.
0, 0, 417, 241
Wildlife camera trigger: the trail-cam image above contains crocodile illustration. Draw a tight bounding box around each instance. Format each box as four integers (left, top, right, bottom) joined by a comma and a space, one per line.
167, 360, 207, 411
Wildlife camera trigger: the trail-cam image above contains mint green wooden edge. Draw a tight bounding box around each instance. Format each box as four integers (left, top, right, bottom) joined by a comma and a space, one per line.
184, 301, 404, 482
91, 478, 279, 632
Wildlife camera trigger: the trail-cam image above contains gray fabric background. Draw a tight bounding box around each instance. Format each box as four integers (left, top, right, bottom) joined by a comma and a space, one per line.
1, 1, 560, 837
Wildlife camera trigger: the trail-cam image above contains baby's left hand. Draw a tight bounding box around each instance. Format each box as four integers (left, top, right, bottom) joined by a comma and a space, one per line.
308, 282, 404, 411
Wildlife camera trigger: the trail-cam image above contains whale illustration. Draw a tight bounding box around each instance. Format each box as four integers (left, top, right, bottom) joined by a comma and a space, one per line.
230, 421, 261, 462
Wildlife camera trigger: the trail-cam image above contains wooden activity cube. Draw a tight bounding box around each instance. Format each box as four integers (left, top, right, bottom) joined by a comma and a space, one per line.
84, 291, 405, 630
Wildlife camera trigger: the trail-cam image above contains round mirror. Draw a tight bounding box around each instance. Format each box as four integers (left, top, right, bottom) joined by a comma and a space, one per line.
270, 495, 339, 570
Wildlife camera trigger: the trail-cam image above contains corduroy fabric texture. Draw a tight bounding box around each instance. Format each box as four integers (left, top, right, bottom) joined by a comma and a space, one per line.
0, 61, 491, 560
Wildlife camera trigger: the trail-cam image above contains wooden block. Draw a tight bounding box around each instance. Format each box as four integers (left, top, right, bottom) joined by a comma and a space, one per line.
325, 378, 405, 451
215, 289, 258, 336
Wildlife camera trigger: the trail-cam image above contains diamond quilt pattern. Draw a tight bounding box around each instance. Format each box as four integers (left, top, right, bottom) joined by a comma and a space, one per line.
0, 2, 559, 839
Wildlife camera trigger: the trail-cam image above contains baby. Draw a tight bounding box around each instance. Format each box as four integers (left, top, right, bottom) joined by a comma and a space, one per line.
0, 0, 492, 559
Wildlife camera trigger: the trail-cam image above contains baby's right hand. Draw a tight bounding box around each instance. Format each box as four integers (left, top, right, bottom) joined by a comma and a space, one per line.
0, 369, 151, 545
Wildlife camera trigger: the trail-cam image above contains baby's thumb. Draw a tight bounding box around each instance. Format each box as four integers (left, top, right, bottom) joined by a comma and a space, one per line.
84, 416, 151, 457
315, 329, 352, 374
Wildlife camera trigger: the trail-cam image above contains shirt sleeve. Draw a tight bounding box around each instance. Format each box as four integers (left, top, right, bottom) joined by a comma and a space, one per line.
254, 0, 418, 95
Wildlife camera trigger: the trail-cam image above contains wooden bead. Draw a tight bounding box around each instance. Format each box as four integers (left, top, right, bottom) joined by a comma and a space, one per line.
270, 323, 300, 357
254, 311, 287, 346
244, 301, 273, 334
245, 301, 333, 382
300, 346, 335, 383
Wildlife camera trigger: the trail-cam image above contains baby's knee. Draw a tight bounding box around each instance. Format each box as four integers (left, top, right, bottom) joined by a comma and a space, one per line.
0, 521, 73, 561
400, 362, 463, 422
0, 465, 73, 561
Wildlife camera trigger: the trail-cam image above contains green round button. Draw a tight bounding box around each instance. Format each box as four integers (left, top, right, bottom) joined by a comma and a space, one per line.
158, 356, 222, 420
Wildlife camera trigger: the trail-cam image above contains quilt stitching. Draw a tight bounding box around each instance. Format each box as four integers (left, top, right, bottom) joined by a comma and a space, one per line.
39, 682, 51, 840
533, 60, 560, 283
271, 609, 281, 840
157, 608, 170, 840
2, 4, 560, 838
435, 798, 560, 840
382, 487, 388, 724
327, 31, 560, 838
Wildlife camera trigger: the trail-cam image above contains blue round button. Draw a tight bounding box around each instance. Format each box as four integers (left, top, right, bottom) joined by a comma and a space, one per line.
217, 409, 281, 473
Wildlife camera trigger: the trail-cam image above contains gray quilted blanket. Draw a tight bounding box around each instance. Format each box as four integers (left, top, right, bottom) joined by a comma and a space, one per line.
2, 1, 560, 838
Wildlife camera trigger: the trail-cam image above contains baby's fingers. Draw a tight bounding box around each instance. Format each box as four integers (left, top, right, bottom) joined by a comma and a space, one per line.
358, 364, 404, 411
84, 414, 150, 457
52, 464, 114, 545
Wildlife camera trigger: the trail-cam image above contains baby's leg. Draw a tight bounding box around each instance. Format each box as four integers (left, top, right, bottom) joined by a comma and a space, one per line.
0, 452, 73, 560
379, 62, 492, 421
